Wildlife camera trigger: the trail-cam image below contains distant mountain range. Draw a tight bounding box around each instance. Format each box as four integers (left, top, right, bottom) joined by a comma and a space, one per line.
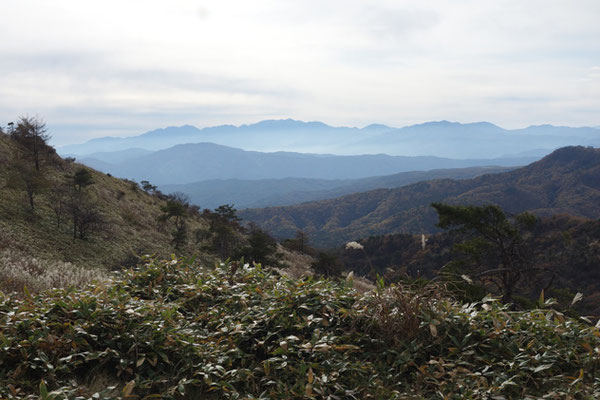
59, 119, 391, 156
159, 166, 514, 209
239, 146, 600, 247
58, 119, 600, 159
77, 142, 537, 185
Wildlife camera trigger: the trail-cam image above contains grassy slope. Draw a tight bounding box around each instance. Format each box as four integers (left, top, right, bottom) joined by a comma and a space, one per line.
0, 133, 210, 278
0, 257, 598, 399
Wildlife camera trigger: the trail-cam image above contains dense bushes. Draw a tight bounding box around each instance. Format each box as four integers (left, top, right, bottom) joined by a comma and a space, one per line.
0, 256, 598, 399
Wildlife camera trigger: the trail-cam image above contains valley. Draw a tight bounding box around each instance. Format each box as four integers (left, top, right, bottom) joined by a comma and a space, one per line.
4, 2, 600, 397
1, 121, 599, 399
240, 146, 600, 246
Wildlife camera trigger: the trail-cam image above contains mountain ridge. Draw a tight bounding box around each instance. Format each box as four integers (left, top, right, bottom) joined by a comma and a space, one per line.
78, 141, 538, 185
57, 119, 600, 158
159, 166, 515, 210
239, 146, 600, 247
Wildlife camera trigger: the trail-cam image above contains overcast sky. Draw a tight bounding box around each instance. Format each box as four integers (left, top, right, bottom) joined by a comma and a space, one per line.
1, 0, 599, 145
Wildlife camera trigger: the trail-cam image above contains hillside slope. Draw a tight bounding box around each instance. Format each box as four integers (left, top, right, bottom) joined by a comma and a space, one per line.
78, 142, 536, 185
240, 146, 600, 246
0, 133, 210, 285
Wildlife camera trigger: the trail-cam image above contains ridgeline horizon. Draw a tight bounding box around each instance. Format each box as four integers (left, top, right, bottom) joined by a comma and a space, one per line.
55, 118, 600, 160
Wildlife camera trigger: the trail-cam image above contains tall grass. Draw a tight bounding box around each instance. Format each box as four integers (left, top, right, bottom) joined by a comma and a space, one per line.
0, 249, 106, 295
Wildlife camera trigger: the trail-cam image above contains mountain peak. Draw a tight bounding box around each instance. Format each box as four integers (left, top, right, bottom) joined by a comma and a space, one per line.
140, 125, 201, 138
403, 120, 502, 132
362, 123, 393, 131
420, 120, 456, 127
465, 121, 501, 129
243, 119, 330, 130
535, 146, 600, 168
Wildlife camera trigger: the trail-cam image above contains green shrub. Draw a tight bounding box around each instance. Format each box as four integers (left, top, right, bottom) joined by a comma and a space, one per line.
0, 256, 598, 399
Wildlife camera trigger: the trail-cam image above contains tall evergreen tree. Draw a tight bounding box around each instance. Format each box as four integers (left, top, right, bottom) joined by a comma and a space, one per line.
10, 116, 51, 171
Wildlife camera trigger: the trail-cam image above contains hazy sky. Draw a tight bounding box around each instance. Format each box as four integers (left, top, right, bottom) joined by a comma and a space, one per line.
1, 0, 599, 145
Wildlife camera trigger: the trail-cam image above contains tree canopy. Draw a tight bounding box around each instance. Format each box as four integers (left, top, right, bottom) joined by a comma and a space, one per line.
10, 116, 52, 171
431, 202, 544, 304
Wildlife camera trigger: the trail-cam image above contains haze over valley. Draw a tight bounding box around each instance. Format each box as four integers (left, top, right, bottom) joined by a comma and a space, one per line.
57, 119, 599, 209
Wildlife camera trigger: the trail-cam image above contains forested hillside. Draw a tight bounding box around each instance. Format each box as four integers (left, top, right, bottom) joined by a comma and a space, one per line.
240, 146, 600, 247
77, 142, 534, 185
336, 214, 600, 315
160, 166, 514, 210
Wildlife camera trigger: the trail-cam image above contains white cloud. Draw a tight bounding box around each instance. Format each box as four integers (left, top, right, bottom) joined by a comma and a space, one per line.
0, 0, 599, 144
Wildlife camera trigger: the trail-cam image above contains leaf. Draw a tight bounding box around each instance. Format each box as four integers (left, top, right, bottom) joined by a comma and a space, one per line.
538, 289, 544, 306
571, 292, 584, 306
8, 384, 18, 396
23, 285, 32, 301
533, 364, 552, 373
482, 294, 495, 303
136, 357, 145, 367
307, 367, 314, 384
313, 343, 331, 352
122, 380, 135, 397
582, 342, 593, 352
148, 354, 158, 367
570, 369, 585, 386
39, 380, 48, 400
429, 324, 438, 337
461, 274, 473, 284
346, 271, 354, 282
333, 344, 360, 351
158, 351, 170, 363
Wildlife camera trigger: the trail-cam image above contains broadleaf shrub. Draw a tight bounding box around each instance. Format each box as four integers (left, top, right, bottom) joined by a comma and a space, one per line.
0, 256, 598, 399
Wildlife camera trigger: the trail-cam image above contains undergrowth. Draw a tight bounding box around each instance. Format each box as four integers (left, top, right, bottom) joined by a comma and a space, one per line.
0, 257, 599, 399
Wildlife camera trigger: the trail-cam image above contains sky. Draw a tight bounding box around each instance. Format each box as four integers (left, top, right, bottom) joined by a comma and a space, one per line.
1, 0, 599, 145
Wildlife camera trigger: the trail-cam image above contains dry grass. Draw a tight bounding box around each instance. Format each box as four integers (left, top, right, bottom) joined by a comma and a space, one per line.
0, 249, 107, 295
353, 282, 450, 344
274, 244, 315, 278
275, 245, 376, 292
0, 134, 209, 273
346, 272, 375, 293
